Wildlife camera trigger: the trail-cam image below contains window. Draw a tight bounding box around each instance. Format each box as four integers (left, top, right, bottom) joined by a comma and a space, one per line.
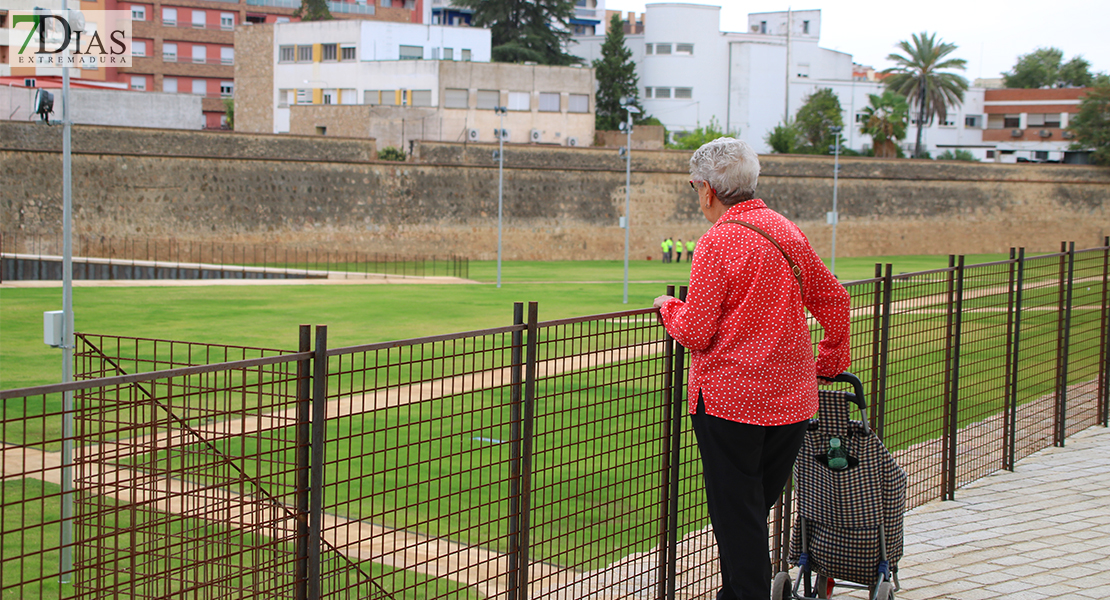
655, 87, 671, 99
461, 49, 471, 61
381, 0, 391, 6
1003, 115, 1020, 129
964, 114, 983, 128
192, 79, 206, 95
508, 91, 530, 111
132, 40, 147, 57
379, 90, 397, 105
192, 10, 205, 28
539, 92, 560, 112
220, 13, 234, 29
568, 94, 588, 113
675, 43, 693, 55
297, 45, 312, 62
411, 90, 432, 107
322, 89, 335, 105
220, 81, 233, 97
760, 20, 767, 34
796, 63, 810, 78
940, 114, 956, 127
1035, 150, 1049, 161
163, 77, 177, 93
278, 89, 292, 108
644, 43, 653, 55
855, 112, 868, 123
655, 43, 672, 55
321, 43, 337, 61
131, 5, 146, 20
443, 48, 453, 60
1045, 113, 1061, 128
341, 46, 356, 61
316, 126, 327, 135
986, 150, 995, 159
1027, 113, 1045, 127
162, 7, 176, 26
987, 114, 1005, 129
192, 44, 206, 64
644, 87, 653, 98
296, 89, 310, 104
221, 47, 234, 65
674, 87, 692, 99
280, 46, 295, 62
130, 75, 146, 91
399, 45, 422, 60
444, 88, 468, 109
802, 20, 809, 34
340, 89, 357, 105
275, 17, 290, 23
363, 90, 379, 105
477, 89, 499, 110
162, 42, 177, 62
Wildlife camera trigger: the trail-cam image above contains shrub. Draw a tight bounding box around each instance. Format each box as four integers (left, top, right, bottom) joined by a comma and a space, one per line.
378, 146, 406, 162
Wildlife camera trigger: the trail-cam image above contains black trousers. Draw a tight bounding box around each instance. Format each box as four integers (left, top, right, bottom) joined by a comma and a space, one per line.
690, 394, 809, 600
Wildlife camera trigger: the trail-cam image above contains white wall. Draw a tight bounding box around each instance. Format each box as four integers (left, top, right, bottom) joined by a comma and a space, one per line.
0, 85, 204, 129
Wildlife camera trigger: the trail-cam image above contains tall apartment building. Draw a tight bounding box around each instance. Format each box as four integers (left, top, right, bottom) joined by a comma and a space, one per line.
429, 0, 606, 35
2, 0, 429, 128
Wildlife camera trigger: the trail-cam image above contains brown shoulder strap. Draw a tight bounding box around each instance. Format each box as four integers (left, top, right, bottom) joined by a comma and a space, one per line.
721, 220, 805, 302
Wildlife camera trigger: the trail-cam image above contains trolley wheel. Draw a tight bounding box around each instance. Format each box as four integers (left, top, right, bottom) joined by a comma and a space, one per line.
816, 575, 832, 598
873, 581, 894, 600
771, 572, 792, 600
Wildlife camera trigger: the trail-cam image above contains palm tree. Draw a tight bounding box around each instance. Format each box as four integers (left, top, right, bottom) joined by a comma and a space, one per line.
882, 32, 969, 158
859, 91, 909, 158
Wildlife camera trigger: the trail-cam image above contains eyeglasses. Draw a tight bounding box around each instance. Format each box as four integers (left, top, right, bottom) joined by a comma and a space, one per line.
690, 180, 717, 195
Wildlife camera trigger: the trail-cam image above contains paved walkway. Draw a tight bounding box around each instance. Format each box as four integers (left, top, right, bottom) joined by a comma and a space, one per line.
885, 424, 1110, 600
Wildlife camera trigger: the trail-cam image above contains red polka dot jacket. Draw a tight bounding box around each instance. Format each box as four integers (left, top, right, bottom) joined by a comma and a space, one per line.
659, 199, 852, 426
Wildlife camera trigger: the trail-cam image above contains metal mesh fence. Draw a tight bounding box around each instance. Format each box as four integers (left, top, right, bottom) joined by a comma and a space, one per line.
2, 241, 1108, 599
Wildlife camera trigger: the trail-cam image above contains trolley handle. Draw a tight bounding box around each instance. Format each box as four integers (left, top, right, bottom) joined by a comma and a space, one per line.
817, 372, 867, 410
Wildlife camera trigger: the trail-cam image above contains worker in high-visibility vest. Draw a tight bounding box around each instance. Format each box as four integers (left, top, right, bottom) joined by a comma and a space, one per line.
675, 239, 684, 263
686, 239, 695, 259
661, 238, 673, 263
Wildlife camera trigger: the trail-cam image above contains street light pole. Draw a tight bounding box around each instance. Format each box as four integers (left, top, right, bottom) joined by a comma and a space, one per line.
494, 106, 506, 288
829, 125, 842, 277
619, 97, 640, 304
60, 0, 76, 584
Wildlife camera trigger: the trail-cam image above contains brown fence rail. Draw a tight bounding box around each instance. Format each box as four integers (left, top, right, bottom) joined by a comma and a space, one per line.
2, 240, 1107, 599
0, 231, 469, 282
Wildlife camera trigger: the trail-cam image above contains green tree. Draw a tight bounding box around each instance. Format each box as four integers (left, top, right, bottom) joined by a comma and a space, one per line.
1003, 47, 1096, 89
294, 0, 331, 21
883, 32, 969, 158
764, 119, 801, 154
794, 88, 843, 153
859, 91, 908, 158
936, 149, 977, 161
378, 146, 407, 161
1068, 82, 1110, 165
667, 117, 735, 150
223, 99, 234, 130
593, 14, 646, 131
453, 0, 581, 65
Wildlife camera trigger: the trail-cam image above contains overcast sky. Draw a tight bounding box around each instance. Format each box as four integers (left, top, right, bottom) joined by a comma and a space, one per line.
600, 0, 1109, 83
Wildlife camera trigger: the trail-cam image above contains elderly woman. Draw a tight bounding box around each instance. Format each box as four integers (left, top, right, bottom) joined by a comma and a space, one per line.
653, 138, 850, 600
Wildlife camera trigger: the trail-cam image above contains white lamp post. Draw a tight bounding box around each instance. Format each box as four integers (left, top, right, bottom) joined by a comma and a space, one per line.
619, 97, 640, 304
828, 125, 842, 277
493, 106, 507, 288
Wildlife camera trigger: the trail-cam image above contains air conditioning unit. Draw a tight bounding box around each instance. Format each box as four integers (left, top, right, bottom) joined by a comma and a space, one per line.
1039, 129, 1052, 138
530, 129, 541, 143
1062, 130, 1075, 139
467, 128, 479, 141
1010, 129, 1023, 137
494, 128, 510, 140
567, 137, 579, 147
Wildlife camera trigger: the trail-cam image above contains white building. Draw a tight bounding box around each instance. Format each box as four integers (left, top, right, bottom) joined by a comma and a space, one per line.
237, 19, 596, 146
571, 3, 991, 158
431, 0, 608, 36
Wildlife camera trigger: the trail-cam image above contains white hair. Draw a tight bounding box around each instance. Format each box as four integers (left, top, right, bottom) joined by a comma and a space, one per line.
688, 137, 760, 205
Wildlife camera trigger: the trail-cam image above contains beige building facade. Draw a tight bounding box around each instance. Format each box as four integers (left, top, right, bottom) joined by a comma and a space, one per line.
235, 19, 596, 148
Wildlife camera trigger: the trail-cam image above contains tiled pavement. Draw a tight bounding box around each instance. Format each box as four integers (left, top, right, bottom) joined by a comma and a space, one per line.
881, 424, 1110, 600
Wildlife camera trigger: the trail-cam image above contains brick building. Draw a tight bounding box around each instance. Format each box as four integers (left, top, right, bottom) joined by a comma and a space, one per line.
981, 88, 1089, 163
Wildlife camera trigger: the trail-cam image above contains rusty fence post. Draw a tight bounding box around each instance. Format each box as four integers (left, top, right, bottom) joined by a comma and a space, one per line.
1099, 237, 1110, 427
507, 302, 525, 600
308, 325, 328, 600
295, 325, 312, 600
1004, 249, 1025, 471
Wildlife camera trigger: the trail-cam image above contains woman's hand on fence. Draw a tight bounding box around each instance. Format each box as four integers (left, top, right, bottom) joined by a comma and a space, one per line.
653, 295, 674, 309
